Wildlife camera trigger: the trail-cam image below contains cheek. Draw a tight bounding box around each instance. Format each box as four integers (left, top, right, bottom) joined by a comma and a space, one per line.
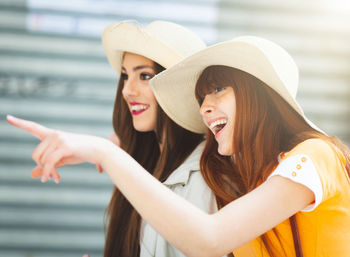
151, 102, 158, 118
151, 95, 157, 107
145, 88, 157, 104
121, 93, 127, 102
229, 102, 236, 123
121, 86, 127, 100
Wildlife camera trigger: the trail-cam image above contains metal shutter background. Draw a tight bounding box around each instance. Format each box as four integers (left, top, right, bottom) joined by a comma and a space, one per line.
216, 0, 350, 144
0, 0, 349, 257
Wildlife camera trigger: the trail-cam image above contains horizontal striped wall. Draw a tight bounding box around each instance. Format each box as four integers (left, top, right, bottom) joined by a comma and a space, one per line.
216, 0, 350, 143
0, 0, 349, 257
0, 0, 217, 257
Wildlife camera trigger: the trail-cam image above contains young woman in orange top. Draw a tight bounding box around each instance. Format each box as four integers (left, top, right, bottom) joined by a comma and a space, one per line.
7, 36, 350, 257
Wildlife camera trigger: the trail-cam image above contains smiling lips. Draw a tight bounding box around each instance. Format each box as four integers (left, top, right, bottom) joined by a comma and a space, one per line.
130, 102, 150, 115
208, 118, 227, 138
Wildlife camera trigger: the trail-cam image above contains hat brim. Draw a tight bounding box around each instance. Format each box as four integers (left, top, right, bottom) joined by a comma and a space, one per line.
102, 22, 182, 73
151, 36, 321, 134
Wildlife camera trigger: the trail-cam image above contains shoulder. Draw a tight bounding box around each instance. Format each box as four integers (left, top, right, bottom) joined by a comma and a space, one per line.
269, 138, 336, 211
163, 141, 205, 186
291, 138, 332, 152
278, 137, 349, 207
163, 141, 217, 213
282, 137, 344, 181
287, 138, 337, 162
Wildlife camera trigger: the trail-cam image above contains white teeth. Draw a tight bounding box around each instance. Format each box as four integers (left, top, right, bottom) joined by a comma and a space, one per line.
131, 104, 148, 111
209, 119, 227, 130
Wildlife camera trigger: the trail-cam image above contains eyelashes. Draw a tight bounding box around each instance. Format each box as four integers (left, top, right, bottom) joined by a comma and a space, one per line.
214, 87, 226, 93
196, 87, 226, 106
120, 72, 154, 81
121, 73, 128, 80
140, 73, 153, 80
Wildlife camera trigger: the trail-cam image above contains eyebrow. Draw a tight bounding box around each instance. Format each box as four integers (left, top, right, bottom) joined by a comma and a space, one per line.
121, 65, 155, 72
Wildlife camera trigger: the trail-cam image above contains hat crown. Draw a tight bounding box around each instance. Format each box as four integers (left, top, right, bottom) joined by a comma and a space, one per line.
144, 21, 206, 59
237, 36, 299, 99
102, 20, 206, 74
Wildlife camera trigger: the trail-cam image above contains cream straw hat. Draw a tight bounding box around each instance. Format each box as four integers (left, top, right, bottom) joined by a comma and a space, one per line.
102, 20, 206, 73
150, 36, 322, 134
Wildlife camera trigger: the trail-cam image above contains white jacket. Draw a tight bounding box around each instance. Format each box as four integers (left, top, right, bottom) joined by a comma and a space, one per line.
140, 141, 217, 257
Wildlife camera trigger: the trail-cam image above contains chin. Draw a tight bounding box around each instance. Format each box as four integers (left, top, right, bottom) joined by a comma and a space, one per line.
218, 148, 231, 156
217, 144, 234, 156
133, 122, 154, 132
133, 126, 153, 132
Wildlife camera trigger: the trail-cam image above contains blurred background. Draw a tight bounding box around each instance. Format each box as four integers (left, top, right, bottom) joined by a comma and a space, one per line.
0, 0, 349, 256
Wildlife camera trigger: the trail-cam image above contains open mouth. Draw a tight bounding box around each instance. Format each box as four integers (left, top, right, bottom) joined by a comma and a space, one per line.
209, 119, 227, 137
130, 103, 150, 115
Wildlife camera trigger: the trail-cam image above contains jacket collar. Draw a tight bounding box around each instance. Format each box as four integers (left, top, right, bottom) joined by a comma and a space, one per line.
163, 141, 205, 186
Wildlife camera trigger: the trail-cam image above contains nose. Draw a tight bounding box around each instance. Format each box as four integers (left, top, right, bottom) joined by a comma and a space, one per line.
122, 77, 139, 97
199, 95, 214, 116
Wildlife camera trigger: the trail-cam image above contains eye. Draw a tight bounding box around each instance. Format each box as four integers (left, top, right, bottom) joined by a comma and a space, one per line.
214, 87, 225, 93
140, 73, 153, 80
121, 73, 128, 81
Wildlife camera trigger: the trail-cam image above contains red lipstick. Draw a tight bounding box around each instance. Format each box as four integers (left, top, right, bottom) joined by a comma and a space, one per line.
129, 102, 150, 115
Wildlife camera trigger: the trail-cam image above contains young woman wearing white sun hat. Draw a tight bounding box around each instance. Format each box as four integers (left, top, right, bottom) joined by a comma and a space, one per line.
101, 20, 218, 257
8, 20, 217, 257
7, 35, 350, 257
150, 35, 350, 256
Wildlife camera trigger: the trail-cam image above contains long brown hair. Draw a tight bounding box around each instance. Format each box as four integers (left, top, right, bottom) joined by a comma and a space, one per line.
104, 60, 203, 257
195, 65, 350, 257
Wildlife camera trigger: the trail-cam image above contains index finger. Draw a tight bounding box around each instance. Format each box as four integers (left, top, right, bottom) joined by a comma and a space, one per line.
6, 115, 51, 140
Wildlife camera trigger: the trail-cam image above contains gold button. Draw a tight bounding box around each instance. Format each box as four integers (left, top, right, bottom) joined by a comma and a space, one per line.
296, 164, 301, 169
292, 171, 297, 177
301, 157, 307, 162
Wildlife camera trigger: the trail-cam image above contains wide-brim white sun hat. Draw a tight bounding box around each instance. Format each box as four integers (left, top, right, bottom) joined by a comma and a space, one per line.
102, 20, 206, 74
150, 36, 322, 134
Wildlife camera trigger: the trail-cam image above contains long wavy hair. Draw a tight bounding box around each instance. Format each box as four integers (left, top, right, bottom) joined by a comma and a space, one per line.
104, 59, 204, 257
195, 65, 350, 257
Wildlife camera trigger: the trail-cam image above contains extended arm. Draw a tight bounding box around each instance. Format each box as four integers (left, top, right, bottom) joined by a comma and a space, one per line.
102, 147, 313, 256
7, 115, 314, 257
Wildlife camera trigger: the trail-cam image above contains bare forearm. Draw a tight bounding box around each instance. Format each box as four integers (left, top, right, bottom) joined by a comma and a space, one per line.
101, 146, 314, 256
101, 144, 221, 257
7, 116, 314, 256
